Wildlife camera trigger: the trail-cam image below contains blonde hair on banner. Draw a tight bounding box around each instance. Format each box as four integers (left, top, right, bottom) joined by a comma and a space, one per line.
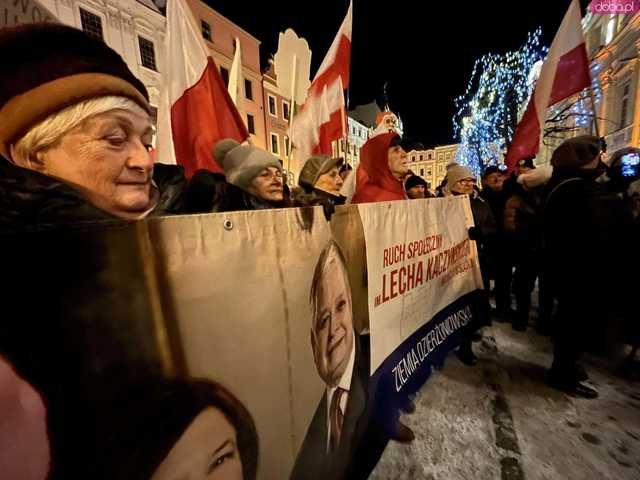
11, 96, 149, 168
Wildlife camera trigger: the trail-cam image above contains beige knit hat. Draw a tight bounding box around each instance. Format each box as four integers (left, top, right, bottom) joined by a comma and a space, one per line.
213, 139, 282, 192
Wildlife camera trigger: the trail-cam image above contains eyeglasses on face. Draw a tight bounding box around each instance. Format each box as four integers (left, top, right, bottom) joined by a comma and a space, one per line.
257, 169, 285, 181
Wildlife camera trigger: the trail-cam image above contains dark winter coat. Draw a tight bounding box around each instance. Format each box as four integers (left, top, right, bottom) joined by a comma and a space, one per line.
217, 183, 289, 212
0, 156, 191, 232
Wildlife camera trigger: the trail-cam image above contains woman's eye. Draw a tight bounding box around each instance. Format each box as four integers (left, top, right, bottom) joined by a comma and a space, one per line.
106, 136, 126, 147
209, 451, 235, 473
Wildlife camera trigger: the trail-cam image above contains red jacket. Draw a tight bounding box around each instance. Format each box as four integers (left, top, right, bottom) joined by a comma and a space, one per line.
352, 132, 407, 204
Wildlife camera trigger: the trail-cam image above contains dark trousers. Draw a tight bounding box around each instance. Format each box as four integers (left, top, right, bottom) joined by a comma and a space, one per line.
512, 246, 554, 330
493, 238, 513, 312
550, 299, 584, 379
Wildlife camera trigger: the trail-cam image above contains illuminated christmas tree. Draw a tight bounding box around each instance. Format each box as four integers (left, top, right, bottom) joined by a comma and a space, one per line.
453, 28, 548, 175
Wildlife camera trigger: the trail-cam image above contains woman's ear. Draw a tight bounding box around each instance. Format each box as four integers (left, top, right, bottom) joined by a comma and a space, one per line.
10, 145, 47, 173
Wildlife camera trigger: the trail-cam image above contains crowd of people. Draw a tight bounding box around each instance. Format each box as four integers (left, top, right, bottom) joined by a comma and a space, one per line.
1, 22, 639, 480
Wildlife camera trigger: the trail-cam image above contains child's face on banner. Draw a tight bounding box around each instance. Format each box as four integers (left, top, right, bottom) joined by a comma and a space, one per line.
311, 253, 354, 387
151, 408, 243, 480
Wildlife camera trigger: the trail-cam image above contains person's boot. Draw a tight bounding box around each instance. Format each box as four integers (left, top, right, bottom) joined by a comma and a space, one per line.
456, 341, 478, 366
512, 314, 528, 332
403, 399, 416, 414
393, 420, 415, 443
547, 369, 597, 399
573, 364, 588, 382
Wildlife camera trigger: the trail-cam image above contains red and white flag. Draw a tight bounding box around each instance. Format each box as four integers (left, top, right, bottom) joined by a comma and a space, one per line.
156, 0, 249, 178
290, 1, 352, 164
505, 0, 591, 169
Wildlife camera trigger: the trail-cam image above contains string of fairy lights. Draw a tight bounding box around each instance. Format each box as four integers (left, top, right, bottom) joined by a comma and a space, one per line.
452, 28, 549, 175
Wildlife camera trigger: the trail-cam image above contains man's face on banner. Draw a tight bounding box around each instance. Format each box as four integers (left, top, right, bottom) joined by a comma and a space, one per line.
311, 251, 354, 387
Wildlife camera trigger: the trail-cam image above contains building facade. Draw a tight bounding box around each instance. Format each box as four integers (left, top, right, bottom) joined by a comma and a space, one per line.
539, 11, 640, 165
333, 116, 369, 169
36, 0, 165, 119
186, 0, 267, 150
262, 59, 293, 179
407, 144, 457, 189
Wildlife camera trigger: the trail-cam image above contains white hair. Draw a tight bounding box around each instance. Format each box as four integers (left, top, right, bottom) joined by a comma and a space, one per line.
11, 96, 148, 167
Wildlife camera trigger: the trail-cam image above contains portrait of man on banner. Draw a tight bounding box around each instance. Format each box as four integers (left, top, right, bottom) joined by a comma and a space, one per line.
291, 240, 371, 479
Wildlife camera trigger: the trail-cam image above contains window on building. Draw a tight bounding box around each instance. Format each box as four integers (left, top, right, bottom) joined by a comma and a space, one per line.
270, 133, 279, 155
621, 81, 631, 128
439, 154, 443, 161
220, 67, 229, 87
445, 152, 450, 160
201, 20, 212, 41
247, 114, 255, 135
419, 155, 423, 161
420, 168, 424, 176
79, 9, 103, 41
284, 136, 290, 157
282, 101, 290, 121
138, 37, 157, 71
268, 95, 277, 116
244, 79, 253, 100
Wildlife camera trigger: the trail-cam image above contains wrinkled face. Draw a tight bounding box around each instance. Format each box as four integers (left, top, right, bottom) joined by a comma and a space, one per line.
152, 407, 243, 480
31, 109, 155, 220
484, 173, 504, 192
248, 167, 284, 202
452, 177, 476, 195
314, 166, 344, 195
387, 145, 409, 179
407, 184, 426, 199
311, 252, 354, 387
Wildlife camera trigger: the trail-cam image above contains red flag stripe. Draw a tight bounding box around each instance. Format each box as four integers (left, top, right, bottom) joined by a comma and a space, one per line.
548, 44, 591, 106
170, 58, 249, 178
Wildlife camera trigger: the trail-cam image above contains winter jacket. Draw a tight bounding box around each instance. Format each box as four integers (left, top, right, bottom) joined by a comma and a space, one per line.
292, 187, 346, 209
0, 156, 190, 233
352, 133, 406, 204
217, 183, 289, 212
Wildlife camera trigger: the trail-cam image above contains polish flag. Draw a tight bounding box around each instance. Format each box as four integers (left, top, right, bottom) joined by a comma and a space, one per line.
290, 1, 352, 164
156, 0, 249, 178
505, 0, 591, 169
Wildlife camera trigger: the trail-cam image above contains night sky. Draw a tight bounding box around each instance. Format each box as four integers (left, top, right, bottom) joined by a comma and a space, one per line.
207, 0, 593, 147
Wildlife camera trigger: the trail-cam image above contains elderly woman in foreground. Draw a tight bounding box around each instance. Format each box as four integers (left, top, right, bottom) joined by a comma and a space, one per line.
0, 23, 189, 231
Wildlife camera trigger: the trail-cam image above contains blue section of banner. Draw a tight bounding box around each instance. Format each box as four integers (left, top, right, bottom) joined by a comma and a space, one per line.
367, 289, 484, 432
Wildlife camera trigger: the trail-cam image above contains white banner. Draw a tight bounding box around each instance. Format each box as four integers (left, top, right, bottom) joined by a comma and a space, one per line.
358, 196, 484, 377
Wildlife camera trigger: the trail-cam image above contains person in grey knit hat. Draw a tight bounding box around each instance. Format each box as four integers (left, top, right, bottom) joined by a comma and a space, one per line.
443, 164, 477, 196
213, 138, 287, 212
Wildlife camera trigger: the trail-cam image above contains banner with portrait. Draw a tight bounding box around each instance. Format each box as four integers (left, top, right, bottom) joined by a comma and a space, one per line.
0, 197, 484, 480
